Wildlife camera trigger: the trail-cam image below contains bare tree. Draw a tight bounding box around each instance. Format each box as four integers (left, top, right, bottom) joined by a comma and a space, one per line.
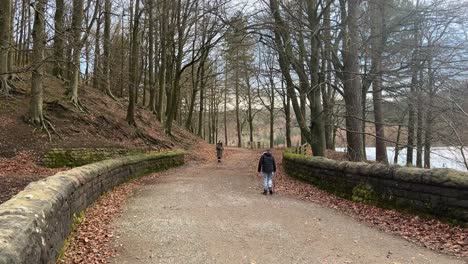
127, 0, 142, 126
0, 0, 12, 94
370, 0, 388, 163
53, 0, 65, 78
28, 0, 48, 126
341, 0, 365, 161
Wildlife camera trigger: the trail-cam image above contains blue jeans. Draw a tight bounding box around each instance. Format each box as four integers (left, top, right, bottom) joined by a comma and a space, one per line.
262, 172, 274, 190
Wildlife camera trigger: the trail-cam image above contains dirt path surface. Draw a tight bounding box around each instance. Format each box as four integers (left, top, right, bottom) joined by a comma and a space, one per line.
110, 149, 465, 264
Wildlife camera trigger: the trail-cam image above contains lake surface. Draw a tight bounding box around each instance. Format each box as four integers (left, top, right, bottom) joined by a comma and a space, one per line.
335, 147, 468, 172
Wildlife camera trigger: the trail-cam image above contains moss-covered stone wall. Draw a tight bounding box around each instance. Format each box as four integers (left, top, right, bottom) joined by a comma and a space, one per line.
283, 151, 468, 223
42, 148, 154, 168
0, 151, 184, 264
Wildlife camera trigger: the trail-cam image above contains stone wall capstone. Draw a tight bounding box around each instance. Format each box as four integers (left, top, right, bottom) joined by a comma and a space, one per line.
0, 151, 184, 264
283, 151, 468, 223
42, 148, 157, 168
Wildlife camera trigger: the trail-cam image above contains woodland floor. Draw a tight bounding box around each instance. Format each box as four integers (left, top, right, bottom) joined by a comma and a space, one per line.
0, 75, 203, 204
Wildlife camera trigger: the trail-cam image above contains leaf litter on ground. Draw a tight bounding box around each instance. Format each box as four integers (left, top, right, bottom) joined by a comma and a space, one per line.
265, 149, 468, 259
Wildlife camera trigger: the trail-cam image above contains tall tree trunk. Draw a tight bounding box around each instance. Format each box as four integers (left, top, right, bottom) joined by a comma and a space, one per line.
416, 63, 424, 167
306, 0, 326, 156
285, 88, 291, 148
26, 4, 32, 66
28, 0, 47, 124
102, 0, 114, 98
224, 62, 228, 146
0, 0, 12, 94
322, 0, 335, 150
17, 0, 26, 67
119, 9, 125, 97
361, 82, 367, 158
280, 77, 292, 148
7, 0, 14, 72
165, 0, 185, 136
247, 81, 254, 145
370, 0, 388, 163
235, 57, 241, 148
147, 0, 156, 112
269, 0, 315, 152
407, 2, 422, 167
300, 93, 306, 145
185, 61, 202, 130
157, 0, 167, 121
342, 0, 365, 161
198, 56, 207, 137
424, 55, 434, 168
53, 0, 64, 78
270, 83, 274, 149
68, 0, 84, 106
126, 0, 140, 126
394, 124, 402, 164
143, 56, 147, 106
84, 39, 90, 82
93, 0, 101, 89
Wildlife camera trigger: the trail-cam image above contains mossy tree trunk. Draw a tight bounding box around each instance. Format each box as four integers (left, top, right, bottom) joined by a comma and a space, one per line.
126, 0, 141, 126
370, 0, 388, 163
0, 0, 12, 94
53, 0, 64, 78
29, 0, 47, 125
68, 0, 84, 106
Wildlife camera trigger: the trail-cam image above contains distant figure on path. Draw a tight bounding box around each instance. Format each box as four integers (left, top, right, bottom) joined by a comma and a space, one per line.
216, 141, 224, 163
257, 149, 276, 195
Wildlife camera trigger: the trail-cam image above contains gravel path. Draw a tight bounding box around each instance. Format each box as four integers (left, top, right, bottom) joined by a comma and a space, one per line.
110, 148, 465, 264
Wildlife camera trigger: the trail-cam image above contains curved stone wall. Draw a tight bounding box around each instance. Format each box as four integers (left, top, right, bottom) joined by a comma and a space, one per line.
283, 151, 468, 223
0, 151, 184, 264
42, 148, 154, 168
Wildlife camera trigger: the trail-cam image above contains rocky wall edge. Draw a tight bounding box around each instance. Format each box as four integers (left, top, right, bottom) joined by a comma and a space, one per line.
0, 150, 185, 264
283, 151, 468, 222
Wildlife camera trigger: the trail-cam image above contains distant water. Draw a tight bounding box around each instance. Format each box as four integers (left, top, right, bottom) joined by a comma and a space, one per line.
335, 147, 468, 172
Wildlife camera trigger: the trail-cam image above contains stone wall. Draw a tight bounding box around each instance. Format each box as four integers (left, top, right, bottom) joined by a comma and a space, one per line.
0, 151, 184, 264
283, 151, 468, 223
42, 148, 155, 168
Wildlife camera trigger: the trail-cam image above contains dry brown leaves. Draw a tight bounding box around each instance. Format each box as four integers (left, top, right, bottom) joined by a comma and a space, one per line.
0, 151, 63, 177
59, 142, 212, 264
268, 149, 468, 259
0, 151, 65, 203
58, 165, 175, 264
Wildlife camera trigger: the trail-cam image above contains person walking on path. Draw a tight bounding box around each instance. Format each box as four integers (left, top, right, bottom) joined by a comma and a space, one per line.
216, 141, 224, 163
257, 149, 276, 195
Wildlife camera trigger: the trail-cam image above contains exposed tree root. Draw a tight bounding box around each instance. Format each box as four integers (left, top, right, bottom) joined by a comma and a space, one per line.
69, 96, 90, 113
7, 73, 21, 82
0, 77, 11, 96
105, 89, 118, 101
43, 115, 62, 140
135, 129, 171, 149
0, 74, 23, 96
26, 114, 61, 142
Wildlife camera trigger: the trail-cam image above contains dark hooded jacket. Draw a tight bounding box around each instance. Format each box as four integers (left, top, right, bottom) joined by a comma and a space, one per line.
216, 143, 224, 158
257, 151, 276, 173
